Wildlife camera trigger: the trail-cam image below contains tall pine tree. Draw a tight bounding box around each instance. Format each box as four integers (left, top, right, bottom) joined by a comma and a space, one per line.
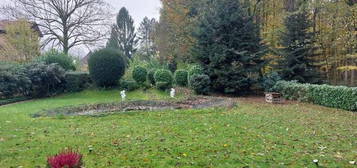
279, 7, 321, 84
193, 0, 267, 94
137, 17, 158, 60
106, 7, 138, 60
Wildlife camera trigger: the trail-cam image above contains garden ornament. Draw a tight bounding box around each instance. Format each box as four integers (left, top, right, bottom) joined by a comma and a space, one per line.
170, 88, 175, 98
120, 90, 126, 101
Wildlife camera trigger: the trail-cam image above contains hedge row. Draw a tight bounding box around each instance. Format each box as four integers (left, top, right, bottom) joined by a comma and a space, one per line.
0, 62, 66, 99
274, 81, 357, 111
0, 97, 29, 106
65, 72, 92, 92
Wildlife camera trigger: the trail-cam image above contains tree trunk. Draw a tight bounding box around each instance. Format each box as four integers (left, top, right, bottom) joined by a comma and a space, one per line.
352, 70, 355, 86
344, 71, 349, 85
63, 45, 69, 54
284, 0, 296, 12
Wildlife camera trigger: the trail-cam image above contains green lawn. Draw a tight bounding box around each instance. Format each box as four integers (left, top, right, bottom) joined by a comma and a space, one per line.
0, 89, 356, 167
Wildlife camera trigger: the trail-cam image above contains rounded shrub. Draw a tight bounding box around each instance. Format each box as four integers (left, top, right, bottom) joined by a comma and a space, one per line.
88, 49, 126, 87
132, 66, 147, 84
147, 69, 156, 85
189, 65, 204, 78
174, 70, 188, 87
190, 74, 211, 95
154, 69, 173, 90
39, 50, 76, 71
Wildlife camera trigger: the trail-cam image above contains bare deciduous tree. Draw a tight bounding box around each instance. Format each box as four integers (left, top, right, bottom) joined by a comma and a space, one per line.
1, 0, 112, 54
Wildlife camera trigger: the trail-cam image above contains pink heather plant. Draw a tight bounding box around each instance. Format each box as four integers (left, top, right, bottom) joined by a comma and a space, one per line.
47, 149, 83, 168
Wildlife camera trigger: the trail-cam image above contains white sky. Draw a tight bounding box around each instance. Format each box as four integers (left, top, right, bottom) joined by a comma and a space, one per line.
0, 0, 162, 26
107, 0, 161, 27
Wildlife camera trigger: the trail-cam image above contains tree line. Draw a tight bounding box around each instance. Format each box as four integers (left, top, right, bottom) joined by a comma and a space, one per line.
1, 0, 355, 88
156, 0, 357, 86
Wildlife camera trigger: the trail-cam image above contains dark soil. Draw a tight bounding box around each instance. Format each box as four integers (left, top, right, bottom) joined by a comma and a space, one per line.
32, 96, 237, 117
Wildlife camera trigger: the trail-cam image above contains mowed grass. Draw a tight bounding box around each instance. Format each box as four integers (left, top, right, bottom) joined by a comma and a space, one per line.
0, 90, 356, 167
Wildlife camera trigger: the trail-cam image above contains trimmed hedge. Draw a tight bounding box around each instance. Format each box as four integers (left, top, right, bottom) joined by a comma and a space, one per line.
0, 62, 66, 99
65, 72, 92, 92
154, 69, 173, 90
0, 97, 29, 106
24, 63, 66, 98
0, 65, 31, 98
120, 80, 140, 91
174, 70, 189, 87
274, 80, 357, 111
132, 66, 147, 84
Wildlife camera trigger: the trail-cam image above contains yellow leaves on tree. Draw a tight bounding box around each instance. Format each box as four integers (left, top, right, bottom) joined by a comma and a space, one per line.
157, 0, 198, 62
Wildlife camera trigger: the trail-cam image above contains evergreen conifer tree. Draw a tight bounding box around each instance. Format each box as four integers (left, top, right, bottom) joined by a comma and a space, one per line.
279, 8, 321, 83
106, 7, 138, 60
193, 0, 267, 94
138, 17, 158, 60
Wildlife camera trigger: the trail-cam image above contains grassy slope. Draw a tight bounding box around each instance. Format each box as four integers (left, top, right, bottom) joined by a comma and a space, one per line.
0, 90, 356, 167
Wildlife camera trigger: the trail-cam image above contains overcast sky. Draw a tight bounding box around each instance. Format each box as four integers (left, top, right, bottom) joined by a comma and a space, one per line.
0, 0, 162, 26
106, 0, 161, 27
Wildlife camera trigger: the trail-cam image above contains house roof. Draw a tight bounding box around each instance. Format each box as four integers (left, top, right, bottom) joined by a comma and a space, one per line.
0, 20, 43, 37
81, 51, 92, 64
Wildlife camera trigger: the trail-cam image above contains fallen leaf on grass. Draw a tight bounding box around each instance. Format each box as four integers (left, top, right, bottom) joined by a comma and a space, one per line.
334, 152, 343, 159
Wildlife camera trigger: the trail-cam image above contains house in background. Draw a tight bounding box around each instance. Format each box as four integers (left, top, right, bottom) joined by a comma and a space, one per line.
81, 51, 92, 65
0, 20, 42, 36
0, 20, 42, 62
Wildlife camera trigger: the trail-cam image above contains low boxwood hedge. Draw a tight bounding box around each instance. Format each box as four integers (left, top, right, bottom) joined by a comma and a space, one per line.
0, 97, 29, 106
120, 80, 140, 91
274, 80, 357, 111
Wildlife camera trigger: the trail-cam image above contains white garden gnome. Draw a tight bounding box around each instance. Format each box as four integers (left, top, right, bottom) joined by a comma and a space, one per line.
120, 90, 126, 101
170, 88, 175, 98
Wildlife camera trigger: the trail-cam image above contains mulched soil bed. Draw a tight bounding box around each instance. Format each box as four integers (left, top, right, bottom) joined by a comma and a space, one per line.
32, 96, 237, 117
